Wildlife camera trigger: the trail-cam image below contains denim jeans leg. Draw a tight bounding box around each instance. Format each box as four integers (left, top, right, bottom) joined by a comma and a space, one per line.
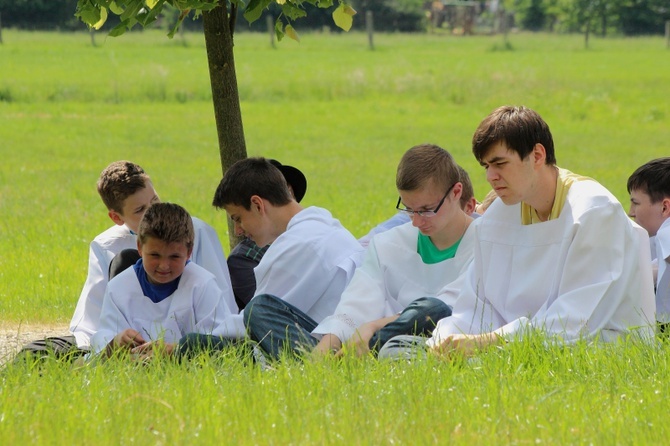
244, 294, 319, 360
176, 333, 235, 362
369, 297, 452, 354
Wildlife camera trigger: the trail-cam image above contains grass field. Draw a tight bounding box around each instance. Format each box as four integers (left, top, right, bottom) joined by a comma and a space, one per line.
1, 29, 669, 444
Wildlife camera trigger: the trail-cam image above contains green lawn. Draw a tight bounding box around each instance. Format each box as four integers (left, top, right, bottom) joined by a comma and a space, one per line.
0, 29, 669, 444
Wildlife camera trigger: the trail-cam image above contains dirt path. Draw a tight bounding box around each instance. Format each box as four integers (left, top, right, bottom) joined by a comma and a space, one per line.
0, 323, 70, 365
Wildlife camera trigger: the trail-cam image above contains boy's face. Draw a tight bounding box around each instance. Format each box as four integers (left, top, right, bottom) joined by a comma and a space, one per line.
629, 189, 667, 236
399, 181, 461, 237
138, 236, 192, 285
225, 197, 274, 247
109, 182, 160, 233
479, 142, 537, 206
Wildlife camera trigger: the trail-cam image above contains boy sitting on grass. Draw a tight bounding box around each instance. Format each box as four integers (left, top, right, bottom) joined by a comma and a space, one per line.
18, 161, 235, 361
627, 157, 670, 331
312, 144, 476, 357
213, 157, 363, 360
91, 203, 241, 359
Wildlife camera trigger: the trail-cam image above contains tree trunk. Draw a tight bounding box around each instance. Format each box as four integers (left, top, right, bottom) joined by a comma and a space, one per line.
202, 1, 247, 250
584, 19, 590, 50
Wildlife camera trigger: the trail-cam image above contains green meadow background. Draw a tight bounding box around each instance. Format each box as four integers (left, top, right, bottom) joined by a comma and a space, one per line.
1, 30, 669, 444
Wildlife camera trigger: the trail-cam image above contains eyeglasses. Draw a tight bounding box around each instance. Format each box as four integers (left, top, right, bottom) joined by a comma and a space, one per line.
395, 183, 456, 218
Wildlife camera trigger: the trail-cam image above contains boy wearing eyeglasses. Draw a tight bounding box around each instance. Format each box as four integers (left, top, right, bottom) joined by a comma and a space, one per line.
311, 144, 476, 356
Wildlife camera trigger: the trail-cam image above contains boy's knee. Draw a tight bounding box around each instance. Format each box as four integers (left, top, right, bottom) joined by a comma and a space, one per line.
243, 294, 281, 328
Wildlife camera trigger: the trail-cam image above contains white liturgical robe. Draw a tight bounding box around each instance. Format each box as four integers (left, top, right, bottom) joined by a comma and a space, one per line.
312, 222, 474, 342
428, 179, 655, 345
91, 262, 241, 353
70, 217, 235, 349
247, 206, 363, 324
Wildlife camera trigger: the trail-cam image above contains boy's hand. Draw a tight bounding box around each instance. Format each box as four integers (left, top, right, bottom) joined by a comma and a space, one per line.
114, 329, 146, 349
430, 333, 500, 358
312, 334, 343, 357
338, 323, 378, 358
131, 341, 176, 360
105, 329, 146, 357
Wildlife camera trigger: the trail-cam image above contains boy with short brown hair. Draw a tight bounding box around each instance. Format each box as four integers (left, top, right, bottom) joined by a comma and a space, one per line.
92, 203, 240, 358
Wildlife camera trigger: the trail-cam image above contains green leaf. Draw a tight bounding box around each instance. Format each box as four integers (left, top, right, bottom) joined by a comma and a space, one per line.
275, 19, 284, 42
318, 0, 333, 8
332, 2, 355, 31
280, 3, 307, 20
141, 0, 166, 25
76, 2, 101, 26
146, 0, 160, 8
284, 24, 300, 42
109, 1, 124, 15
92, 7, 108, 30
109, 19, 130, 37
119, 0, 144, 21
243, 0, 272, 24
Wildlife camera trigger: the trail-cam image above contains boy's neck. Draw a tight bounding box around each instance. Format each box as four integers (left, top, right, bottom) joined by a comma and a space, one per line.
525, 164, 559, 222
430, 211, 472, 250
266, 201, 304, 244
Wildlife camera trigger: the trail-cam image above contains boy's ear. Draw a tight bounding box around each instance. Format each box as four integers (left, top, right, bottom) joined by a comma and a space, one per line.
662, 198, 670, 218
108, 210, 125, 226
532, 143, 547, 166
250, 195, 265, 213
464, 197, 478, 216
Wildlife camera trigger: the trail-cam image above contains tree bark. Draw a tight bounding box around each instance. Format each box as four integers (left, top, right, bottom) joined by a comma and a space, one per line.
203, 1, 247, 250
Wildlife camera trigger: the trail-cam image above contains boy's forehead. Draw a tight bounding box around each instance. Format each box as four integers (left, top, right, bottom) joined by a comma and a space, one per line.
629, 189, 652, 202
223, 203, 244, 216
480, 143, 520, 164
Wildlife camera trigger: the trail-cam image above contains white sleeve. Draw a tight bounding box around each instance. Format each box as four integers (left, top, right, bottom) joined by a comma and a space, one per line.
90, 284, 132, 354
192, 278, 246, 338
312, 237, 388, 342
254, 241, 339, 318
428, 261, 506, 346
69, 240, 110, 348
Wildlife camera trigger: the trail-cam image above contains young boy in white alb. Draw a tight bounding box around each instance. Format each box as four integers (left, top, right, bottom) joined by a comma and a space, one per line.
311, 144, 476, 357
627, 157, 670, 331
91, 203, 240, 359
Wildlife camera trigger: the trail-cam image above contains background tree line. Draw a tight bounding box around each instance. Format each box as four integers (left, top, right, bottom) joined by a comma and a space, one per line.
0, 0, 667, 35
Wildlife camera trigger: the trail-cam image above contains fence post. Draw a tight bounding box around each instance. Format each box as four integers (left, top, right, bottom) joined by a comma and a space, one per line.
267, 15, 275, 49
366, 11, 374, 51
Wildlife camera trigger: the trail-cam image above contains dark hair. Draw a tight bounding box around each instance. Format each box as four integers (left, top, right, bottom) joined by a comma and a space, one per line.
212, 157, 293, 210
627, 157, 670, 203
138, 202, 194, 251
457, 165, 474, 210
472, 106, 556, 165
97, 161, 150, 213
396, 144, 460, 193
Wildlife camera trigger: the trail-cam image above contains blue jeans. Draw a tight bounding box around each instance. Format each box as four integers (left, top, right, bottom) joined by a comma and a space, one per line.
369, 297, 452, 355
175, 333, 237, 362
244, 294, 319, 360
